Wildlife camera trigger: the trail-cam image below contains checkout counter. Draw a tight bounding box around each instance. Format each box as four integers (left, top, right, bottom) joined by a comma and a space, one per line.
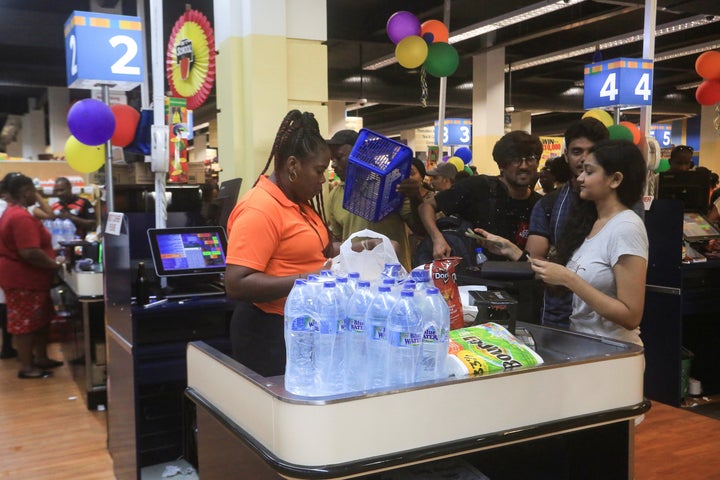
57, 241, 106, 410
185, 323, 648, 480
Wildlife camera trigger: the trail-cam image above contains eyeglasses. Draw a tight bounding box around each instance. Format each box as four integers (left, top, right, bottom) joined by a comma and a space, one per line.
508, 155, 539, 167
673, 145, 693, 154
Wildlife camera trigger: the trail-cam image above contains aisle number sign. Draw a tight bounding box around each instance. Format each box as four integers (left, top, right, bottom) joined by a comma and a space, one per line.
650, 124, 673, 147
64, 11, 144, 91
434, 118, 472, 145
583, 58, 653, 109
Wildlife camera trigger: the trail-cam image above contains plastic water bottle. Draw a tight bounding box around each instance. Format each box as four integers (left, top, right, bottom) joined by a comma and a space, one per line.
385, 290, 423, 387
51, 218, 63, 249
345, 281, 374, 392
284, 279, 317, 396
416, 287, 451, 382
410, 268, 431, 290
475, 247, 487, 267
347, 272, 361, 291
382, 262, 404, 282
61, 218, 77, 242
364, 285, 396, 389
314, 281, 343, 395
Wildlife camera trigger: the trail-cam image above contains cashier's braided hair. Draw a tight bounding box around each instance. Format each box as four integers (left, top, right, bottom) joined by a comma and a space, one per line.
257, 110, 333, 256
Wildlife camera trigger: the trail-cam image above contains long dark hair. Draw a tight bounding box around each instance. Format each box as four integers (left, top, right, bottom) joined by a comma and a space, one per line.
556, 140, 646, 265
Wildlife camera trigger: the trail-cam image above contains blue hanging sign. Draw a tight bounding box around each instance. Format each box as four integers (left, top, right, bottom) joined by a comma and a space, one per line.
434, 118, 472, 145
583, 58, 653, 109
64, 11, 144, 90
649, 124, 672, 148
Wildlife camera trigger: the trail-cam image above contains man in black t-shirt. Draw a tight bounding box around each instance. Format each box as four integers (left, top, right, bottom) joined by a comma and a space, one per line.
418, 131, 542, 262
51, 177, 96, 239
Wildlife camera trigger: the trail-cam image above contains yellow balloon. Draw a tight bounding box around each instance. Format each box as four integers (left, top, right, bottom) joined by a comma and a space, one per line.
582, 109, 614, 128
64, 135, 106, 173
395, 35, 428, 69
447, 156, 464, 173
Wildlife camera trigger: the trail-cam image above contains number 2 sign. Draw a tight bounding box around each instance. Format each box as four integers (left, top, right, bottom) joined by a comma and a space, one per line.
584, 58, 653, 109
64, 11, 144, 91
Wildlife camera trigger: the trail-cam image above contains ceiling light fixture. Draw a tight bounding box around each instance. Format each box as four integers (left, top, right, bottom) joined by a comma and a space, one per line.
507, 15, 719, 72
363, 0, 588, 71
676, 81, 703, 91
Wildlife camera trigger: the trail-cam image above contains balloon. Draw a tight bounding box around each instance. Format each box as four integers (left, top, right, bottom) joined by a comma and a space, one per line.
447, 156, 464, 173
67, 99, 116, 146
582, 108, 613, 128
423, 42, 459, 78
420, 20, 449, 43
422, 33, 434, 44
608, 124, 634, 142
386, 11, 420, 45
463, 165, 473, 176
656, 158, 670, 173
695, 50, 720, 80
395, 35, 428, 69
110, 104, 141, 147
618, 121, 641, 145
454, 147, 472, 164
695, 80, 720, 106
64, 135, 105, 173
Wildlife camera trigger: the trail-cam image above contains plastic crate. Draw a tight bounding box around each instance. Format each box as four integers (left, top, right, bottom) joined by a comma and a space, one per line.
342, 129, 413, 222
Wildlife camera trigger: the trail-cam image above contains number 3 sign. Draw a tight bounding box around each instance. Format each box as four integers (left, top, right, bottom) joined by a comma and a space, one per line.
584, 58, 653, 109
64, 11, 144, 91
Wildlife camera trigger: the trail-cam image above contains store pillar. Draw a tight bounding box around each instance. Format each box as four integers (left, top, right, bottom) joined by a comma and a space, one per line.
471, 48, 506, 175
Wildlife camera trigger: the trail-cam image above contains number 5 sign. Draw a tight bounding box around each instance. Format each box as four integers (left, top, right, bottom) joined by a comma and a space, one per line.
584, 58, 653, 109
64, 11, 144, 91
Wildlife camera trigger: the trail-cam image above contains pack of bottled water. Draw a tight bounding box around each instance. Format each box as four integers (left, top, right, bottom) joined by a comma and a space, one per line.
284, 264, 450, 397
44, 217, 77, 249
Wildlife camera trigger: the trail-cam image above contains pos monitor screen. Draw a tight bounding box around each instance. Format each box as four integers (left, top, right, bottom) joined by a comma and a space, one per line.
657, 170, 711, 213
147, 226, 228, 277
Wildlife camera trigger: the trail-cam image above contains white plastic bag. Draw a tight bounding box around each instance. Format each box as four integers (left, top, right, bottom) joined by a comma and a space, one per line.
331, 229, 404, 281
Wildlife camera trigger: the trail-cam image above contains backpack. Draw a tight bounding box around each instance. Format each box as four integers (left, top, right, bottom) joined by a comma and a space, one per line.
412, 216, 478, 269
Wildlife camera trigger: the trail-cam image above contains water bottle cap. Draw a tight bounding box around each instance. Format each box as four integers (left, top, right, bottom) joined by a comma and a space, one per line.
476, 247, 483, 253
307, 274, 320, 281
401, 290, 414, 297
323, 281, 336, 288
336, 276, 348, 284
320, 270, 333, 276
348, 272, 361, 279
382, 278, 395, 285
426, 287, 440, 295
378, 286, 391, 293
358, 281, 371, 287
294, 278, 307, 286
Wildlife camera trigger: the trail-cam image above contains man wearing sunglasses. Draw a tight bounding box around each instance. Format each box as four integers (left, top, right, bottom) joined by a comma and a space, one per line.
418, 130, 542, 262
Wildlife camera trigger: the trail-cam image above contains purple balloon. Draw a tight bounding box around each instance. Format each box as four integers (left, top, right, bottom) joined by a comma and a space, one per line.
387, 11, 421, 45
67, 99, 116, 146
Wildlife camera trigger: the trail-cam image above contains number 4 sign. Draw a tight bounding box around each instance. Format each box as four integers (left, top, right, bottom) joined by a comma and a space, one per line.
64, 11, 144, 91
583, 58, 653, 109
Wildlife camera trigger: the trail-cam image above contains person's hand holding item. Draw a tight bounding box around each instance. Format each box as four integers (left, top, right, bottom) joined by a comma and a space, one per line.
472, 228, 523, 260
431, 235, 452, 259
530, 257, 574, 286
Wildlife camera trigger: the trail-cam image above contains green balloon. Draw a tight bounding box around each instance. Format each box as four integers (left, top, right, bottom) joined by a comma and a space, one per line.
424, 42, 459, 77
464, 165, 473, 175
607, 124, 634, 142
657, 158, 670, 173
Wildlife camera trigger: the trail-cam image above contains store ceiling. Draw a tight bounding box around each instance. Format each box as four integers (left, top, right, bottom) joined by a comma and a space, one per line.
0, 0, 719, 143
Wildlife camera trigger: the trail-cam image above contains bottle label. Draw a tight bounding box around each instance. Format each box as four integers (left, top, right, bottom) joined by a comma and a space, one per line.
370, 325, 386, 341
291, 316, 317, 332
423, 326, 439, 343
388, 331, 422, 348
348, 317, 365, 334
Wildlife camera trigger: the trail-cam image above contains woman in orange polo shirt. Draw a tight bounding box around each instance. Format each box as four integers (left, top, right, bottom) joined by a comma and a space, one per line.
225, 110, 333, 376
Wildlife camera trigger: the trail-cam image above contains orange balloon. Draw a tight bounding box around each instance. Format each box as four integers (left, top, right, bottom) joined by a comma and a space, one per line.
619, 121, 641, 145
695, 50, 720, 80
420, 20, 449, 43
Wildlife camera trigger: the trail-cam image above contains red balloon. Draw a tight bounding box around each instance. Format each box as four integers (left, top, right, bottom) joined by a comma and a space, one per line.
695, 50, 720, 80
619, 121, 641, 145
420, 20, 448, 44
110, 104, 140, 147
695, 80, 720, 106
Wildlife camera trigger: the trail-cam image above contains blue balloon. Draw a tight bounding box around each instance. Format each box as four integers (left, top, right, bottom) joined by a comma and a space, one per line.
454, 147, 472, 164
422, 32, 434, 44
67, 99, 116, 146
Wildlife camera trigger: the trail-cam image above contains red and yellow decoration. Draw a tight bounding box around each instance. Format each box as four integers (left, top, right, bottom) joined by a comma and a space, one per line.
166, 9, 216, 110
166, 97, 190, 183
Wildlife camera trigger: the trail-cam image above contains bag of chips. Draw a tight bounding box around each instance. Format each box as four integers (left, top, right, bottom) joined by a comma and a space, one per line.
446, 323, 544, 377
415, 257, 464, 330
